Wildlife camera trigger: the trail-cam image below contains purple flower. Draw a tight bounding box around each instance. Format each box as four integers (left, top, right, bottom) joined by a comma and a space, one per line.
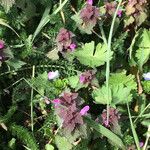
105, 2, 117, 16
0, 40, 6, 62
87, 0, 93, 5
69, 43, 76, 51
143, 72, 150, 81
101, 107, 120, 127
79, 75, 86, 83
139, 141, 144, 148
60, 92, 78, 106
55, 92, 84, 133
117, 10, 122, 17
52, 98, 61, 107
0, 40, 4, 49
79, 70, 96, 85
80, 4, 99, 27
48, 70, 59, 80
80, 105, 90, 116
56, 28, 75, 52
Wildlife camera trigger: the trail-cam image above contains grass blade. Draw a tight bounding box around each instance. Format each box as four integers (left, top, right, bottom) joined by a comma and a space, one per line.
0, 18, 19, 37
127, 102, 140, 150
84, 117, 126, 150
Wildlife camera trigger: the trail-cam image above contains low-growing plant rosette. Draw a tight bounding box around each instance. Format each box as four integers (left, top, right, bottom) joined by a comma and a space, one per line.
52, 92, 90, 136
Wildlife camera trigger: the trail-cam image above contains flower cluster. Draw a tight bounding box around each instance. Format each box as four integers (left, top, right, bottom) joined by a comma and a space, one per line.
104, 2, 122, 17
101, 107, 120, 127
80, 4, 99, 28
0, 40, 5, 61
125, 0, 148, 26
105, 1, 117, 16
79, 70, 96, 86
56, 28, 76, 52
53, 92, 89, 133
87, 0, 93, 5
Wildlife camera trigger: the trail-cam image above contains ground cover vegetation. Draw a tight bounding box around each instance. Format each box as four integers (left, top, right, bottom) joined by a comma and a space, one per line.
0, 0, 150, 149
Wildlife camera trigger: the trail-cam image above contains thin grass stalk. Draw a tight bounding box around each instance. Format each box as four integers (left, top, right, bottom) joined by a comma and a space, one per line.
31, 65, 35, 132
127, 102, 140, 150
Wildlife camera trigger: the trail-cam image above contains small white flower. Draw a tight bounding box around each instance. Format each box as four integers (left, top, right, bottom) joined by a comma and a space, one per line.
143, 72, 150, 81
48, 70, 59, 80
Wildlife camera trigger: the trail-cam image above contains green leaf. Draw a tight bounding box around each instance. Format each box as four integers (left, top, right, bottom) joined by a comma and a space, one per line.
74, 41, 113, 68
124, 16, 134, 27
6, 59, 26, 70
135, 29, 150, 69
68, 75, 79, 89
71, 13, 94, 34
136, 11, 147, 27
55, 135, 72, 150
45, 144, 54, 150
0, 0, 15, 13
32, 6, 51, 42
84, 117, 126, 150
109, 70, 137, 90
9, 124, 39, 150
111, 84, 132, 105
92, 71, 136, 105
127, 102, 140, 150
128, 29, 141, 59
142, 81, 150, 94
92, 85, 112, 104
0, 18, 19, 37
46, 48, 59, 60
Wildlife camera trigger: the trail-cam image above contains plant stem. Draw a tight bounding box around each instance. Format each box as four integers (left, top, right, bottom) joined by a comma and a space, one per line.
106, 0, 122, 124
53, 0, 69, 15
127, 102, 140, 150
143, 125, 150, 150
31, 65, 35, 132
134, 103, 150, 123
0, 64, 76, 77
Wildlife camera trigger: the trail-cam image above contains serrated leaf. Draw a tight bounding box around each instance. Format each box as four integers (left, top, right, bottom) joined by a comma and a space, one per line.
109, 70, 137, 90
111, 84, 132, 105
92, 86, 112, 104
6, 59, 26, 70
135, 29, 150, 69
55, 135, 72, 150
74, 41, 113, 68
0, 0, 15, 13
92, 71, 136, 105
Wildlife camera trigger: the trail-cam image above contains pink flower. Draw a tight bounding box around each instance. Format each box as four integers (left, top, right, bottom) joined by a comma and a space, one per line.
69, 43, 76, 51
48, 70, 59, 80
80, 105, 90, 116
79, 70, 96, 84
52, 98, 61, 107
0, 40, 4, 49
139, 142, 144, 148
87, 0, 93, 5
117, 10, 122, 17
79, 75, 86, 83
